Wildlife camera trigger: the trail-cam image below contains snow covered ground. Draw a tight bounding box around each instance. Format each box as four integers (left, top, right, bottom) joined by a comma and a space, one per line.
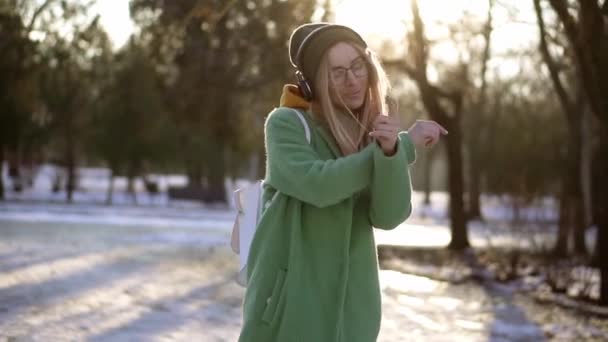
2, 217, 606, 341
4, 163, 591, 250
0, 164, 605, 341
0, 219, 244, 341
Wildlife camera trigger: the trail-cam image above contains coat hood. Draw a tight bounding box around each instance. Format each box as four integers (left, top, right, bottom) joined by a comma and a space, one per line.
279, 84, 311, 109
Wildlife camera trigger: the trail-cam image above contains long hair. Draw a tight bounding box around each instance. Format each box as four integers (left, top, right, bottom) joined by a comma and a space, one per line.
312, 42, 391, 156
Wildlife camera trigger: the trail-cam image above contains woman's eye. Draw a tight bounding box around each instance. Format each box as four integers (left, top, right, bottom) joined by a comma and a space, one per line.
332, 69, 346, 79
352, 61, 365, 71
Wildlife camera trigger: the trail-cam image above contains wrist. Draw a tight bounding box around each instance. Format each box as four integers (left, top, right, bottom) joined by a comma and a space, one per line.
383, 141, 398, 156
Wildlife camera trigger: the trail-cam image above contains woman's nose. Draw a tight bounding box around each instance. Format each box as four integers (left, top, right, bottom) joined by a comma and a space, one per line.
344, 69, 357, 86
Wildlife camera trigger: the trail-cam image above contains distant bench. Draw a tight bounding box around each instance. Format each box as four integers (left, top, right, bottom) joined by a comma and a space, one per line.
167, 186, 225, 203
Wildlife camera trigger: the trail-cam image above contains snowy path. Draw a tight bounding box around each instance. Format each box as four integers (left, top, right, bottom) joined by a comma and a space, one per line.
379, 271, 547, 341
0, 219, 547, 342
0, 219, 244, 341
0, 202, 605, 341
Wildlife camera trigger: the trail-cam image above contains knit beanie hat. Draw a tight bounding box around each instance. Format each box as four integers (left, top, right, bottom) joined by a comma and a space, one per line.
288, 23, 367, 90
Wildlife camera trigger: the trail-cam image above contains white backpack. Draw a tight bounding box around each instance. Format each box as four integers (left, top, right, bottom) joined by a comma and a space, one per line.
230, 108, 311, 287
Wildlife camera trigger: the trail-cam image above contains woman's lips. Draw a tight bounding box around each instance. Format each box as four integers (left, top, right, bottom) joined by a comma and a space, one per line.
345, 90, 361, 98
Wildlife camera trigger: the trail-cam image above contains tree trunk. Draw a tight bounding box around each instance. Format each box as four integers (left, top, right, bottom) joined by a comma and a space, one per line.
445, 124, 470, 250
127, 161, 138, 205
467, 150, 483, 220
206, 143, 227, 204
544, 0, 607, 305
466, 0, 493, 222
581, 107, 596, 227
187, 157, 203, 188
394, 0, 470, 250
534, 0, 587, 257
591, 138, 602, 231
0, 143, 4, 201
554, 190, 571, 257
598, 4, 608, 305
554, 121, 587, 256
573, 200, 587, 254
127, 175, 137, 205
597, 129, 608, 305
106, 168, 114, 205
65, 138, 75, 204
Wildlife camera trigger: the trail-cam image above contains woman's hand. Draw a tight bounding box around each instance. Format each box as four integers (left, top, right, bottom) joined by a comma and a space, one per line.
369, 115, 401, 156
407, 119, 448, 148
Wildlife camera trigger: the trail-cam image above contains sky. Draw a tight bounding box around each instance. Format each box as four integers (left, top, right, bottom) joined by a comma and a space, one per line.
332, 0, 537, 73
92, 0, 135, 49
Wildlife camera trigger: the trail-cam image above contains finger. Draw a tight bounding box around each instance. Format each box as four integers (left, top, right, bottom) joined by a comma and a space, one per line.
433, 121, 448, 135
372, 123, 399, 133
385, 116, 401, 127
423, 125, 440, 140
429, 132, 441, 145
426, 127, 439, 139
424, 136, 437, 147
373, 120, 401, 129
427, 131, 439, 145
369, 130, 396, 140
373, 115, 389, 125
374, 115, 399, 125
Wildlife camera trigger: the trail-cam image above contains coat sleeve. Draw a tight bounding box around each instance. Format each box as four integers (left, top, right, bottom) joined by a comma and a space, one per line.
264, 109, 375, 208
369, 131, 417, 230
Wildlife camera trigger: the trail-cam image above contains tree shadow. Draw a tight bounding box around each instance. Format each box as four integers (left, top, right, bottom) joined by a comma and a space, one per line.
0, 245, 167, 325
0, 247, 110, 274
455, 250, 546, 341
482, 281, 546, 341
379, 246, 546, 341
86, 275, 242, 341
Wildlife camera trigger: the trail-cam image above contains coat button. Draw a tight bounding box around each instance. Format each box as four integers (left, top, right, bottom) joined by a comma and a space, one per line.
264, 201, 271, 209
266, 297, 272, 304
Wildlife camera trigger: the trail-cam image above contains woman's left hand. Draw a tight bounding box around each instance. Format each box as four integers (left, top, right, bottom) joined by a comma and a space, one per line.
369, 115, 400, 156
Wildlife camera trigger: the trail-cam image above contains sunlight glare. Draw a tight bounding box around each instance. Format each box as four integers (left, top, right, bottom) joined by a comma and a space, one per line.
396, 305, 447, 332
93, 0, 135, 49
334, 0, 490, 46
428, 295, 462, 311
0, 247, 143, 290
333, 0, 536, 74
380, 270, 442, 293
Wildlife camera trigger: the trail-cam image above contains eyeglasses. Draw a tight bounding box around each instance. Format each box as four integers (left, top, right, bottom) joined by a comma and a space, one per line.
330, 57, 368, 86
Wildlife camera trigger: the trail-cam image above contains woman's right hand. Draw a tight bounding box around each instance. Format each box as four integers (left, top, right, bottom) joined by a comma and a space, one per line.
407, 120, 448, 148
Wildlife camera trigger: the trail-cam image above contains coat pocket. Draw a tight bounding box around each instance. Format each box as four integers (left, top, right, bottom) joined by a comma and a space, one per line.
261, 268, 287, 324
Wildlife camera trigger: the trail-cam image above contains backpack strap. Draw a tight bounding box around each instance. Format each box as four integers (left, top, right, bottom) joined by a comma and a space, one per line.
276, 107, 311, 144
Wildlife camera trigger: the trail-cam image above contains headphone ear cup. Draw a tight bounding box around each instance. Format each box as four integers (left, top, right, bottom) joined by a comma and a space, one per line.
295, 71, 313, 101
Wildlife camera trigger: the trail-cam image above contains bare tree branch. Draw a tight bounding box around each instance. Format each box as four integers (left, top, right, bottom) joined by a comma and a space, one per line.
26, 0, 55, 33
383, 59, 416, 78
477, 0, 494, 110
534, 0, 573, 114
410, 0, 428, 83
547, 0, 580, 56
549, 0, 606, 122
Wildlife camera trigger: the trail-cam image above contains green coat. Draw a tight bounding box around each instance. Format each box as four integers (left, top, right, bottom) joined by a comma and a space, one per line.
238, 107, 416, 342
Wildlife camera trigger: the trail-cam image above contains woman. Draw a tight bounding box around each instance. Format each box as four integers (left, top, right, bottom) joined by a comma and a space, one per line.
238, 23, 447, 342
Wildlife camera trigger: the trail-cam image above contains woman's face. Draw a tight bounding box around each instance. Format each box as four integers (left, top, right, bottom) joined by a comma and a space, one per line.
327, 42, 369, 111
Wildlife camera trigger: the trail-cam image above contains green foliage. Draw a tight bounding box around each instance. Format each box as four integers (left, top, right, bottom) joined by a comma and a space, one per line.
0, 8, 42, 150
129, 0, 316, 183
89, 41, 175, 175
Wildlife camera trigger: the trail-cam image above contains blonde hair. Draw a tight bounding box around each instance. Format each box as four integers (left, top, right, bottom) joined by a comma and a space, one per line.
312, 42, 391, 155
